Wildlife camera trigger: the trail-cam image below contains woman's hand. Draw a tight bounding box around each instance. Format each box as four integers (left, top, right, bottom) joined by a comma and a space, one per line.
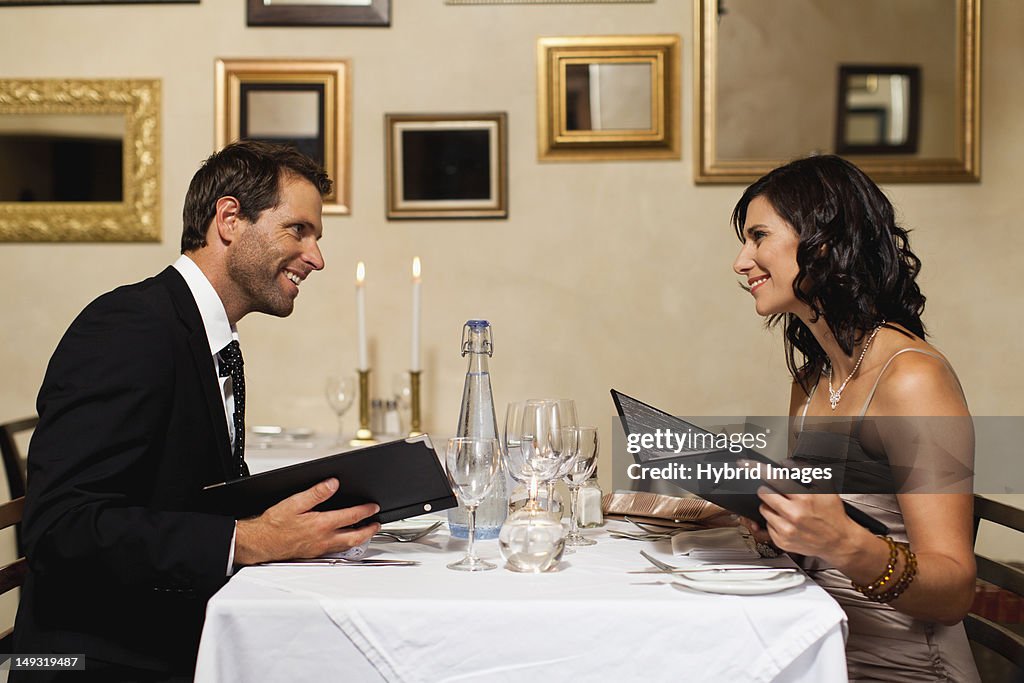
756, 487, 862, 564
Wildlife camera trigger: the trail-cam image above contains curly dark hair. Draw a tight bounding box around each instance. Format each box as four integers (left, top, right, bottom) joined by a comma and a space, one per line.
180, 140, 333, 253
731, 155, 926, 395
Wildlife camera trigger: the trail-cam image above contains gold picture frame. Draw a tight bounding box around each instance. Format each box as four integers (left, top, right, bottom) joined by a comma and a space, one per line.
537, 35, 680, 161
0, 78, 161, 242
694, 0, 981, 183
215, 59, 351, 214
385, 113, 508, 220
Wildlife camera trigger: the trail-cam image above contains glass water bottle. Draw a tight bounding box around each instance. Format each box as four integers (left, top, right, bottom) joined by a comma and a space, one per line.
448, 320, 508, 539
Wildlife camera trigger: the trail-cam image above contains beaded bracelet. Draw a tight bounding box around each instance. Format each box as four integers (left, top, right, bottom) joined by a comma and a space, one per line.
869, 543, 918, 604
851, 535, 899, 595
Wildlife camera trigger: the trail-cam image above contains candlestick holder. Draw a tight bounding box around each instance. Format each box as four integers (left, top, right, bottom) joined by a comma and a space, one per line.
350, 369, 377, 446
408, 370, 423, 437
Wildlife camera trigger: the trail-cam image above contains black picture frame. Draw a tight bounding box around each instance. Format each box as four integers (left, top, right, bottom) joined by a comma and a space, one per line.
247, 0, 389, 27
835, 64, 921, 156
385, 113, 508, 220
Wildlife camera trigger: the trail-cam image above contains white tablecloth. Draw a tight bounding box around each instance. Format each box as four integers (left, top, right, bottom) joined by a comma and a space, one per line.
195, 522, 848, 683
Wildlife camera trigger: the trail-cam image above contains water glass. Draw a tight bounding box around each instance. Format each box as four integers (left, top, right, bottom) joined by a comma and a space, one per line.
498, 508, 565, 573
564, 426, 599, 547
445, 437, 501, 572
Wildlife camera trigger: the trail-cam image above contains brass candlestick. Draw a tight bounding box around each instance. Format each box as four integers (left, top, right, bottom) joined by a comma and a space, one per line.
350, 369, 377, 446
408, 370, 423, 437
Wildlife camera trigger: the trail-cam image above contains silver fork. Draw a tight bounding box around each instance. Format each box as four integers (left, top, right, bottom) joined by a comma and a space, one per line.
374, 520, 443, 543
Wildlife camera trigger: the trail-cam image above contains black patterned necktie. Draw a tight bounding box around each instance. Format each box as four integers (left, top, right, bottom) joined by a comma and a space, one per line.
218, 340, 250, 477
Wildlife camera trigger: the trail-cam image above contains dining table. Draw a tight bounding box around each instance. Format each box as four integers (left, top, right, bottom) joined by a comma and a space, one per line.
195, 500, 849, 682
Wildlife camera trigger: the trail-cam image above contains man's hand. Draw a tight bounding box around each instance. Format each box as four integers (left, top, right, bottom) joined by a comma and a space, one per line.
233, 478, 380, 566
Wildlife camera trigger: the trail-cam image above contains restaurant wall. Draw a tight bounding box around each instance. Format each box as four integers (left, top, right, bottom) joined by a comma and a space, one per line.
0, 0, 1021, 575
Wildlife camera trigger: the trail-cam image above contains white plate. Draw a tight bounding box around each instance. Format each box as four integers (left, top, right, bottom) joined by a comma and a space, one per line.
675, 565, 796, 582
672, 571, 805, 595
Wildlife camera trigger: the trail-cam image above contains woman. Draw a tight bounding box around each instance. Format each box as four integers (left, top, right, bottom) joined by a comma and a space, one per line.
732, 155, 979, 682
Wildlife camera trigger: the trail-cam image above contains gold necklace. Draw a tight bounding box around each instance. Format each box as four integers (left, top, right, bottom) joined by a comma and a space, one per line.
827, 323, 885, 410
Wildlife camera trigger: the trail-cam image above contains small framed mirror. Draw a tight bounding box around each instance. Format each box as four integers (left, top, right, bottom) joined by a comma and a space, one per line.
835, 65, 920, 155
695, 0, 980, 183
215, 59, 351, 214
0, 78, 161, 242
537, 35, 680, 161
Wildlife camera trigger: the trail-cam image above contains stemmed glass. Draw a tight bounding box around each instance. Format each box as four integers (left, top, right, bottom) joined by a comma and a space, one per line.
513, 400, 566, 509
325, 375, 356, 445
445, 437, 501, 572
564, 426, 599, 547
547, 399, 578, 509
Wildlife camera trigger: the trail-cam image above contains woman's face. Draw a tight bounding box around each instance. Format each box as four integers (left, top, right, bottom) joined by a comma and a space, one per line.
733, 195, 803, 317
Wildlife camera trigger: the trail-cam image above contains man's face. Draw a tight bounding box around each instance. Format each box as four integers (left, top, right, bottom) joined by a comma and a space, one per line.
226, 174, 325, 318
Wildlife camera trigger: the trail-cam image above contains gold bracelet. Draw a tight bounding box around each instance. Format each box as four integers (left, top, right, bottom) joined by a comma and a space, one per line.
869, 543, 918, 604
851, 535, 898, 595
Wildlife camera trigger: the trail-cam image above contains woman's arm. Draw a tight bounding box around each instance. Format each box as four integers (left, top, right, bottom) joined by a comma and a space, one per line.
759, 352, 976, 625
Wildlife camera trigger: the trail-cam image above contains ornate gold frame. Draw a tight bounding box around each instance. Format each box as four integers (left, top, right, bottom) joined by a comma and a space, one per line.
0, 78, 161, 242
694, 0, 981, 184
537, 35, 680, 161
215, 59, 351, 215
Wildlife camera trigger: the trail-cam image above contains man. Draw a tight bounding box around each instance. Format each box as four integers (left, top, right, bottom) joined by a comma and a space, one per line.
12, 141, 379, 681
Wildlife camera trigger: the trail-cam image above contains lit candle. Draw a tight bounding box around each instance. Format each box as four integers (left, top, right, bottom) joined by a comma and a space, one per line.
411, 257, 421, 372
355, 261, 368, 371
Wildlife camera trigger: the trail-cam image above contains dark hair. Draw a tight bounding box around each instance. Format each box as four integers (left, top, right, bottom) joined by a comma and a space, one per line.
731, 155, 926, 394
181, 140, 333, 252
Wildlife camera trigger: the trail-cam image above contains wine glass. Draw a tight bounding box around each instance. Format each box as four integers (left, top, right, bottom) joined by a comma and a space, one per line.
518, 400, 566, 506
504, 401, 561, 518
445, 437, 501, 572
392, 372, 412, 433
563, 426, 599, 547
547, 399, 578, 509
325, 375, 356, 445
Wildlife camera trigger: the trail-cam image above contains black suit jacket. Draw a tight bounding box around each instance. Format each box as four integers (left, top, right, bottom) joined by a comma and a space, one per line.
13, 267, 239, 680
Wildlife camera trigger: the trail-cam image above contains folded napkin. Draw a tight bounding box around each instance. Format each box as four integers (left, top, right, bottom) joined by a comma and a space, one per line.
671, 527, 760, 560
602, 490, 729, 528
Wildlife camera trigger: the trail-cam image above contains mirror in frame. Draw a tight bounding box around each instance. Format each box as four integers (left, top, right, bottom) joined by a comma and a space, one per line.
215, 59, 351, 215
694, 0, 980, 183
835, 65, 921, 156
0, 78, 161, 242
537, 35, 680, 161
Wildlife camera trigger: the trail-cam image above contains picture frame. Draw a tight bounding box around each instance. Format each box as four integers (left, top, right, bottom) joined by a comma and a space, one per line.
834, 64, 921, 156
247, 0, 389, 27
215, 59, 351, 215
0, 78, 161, 242
537, 35, 680, 161
385, 113, 507, 220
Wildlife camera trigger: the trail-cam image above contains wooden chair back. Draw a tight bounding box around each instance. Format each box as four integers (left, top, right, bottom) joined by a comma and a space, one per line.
0, 416, 36, 501
0, 497, 27, 655
969, 495, 1024, 672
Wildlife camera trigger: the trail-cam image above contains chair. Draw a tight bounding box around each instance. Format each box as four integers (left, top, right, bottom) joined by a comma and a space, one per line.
968, 495, 1024, 674
0, 496, 27, 655
0, 416, 36, 501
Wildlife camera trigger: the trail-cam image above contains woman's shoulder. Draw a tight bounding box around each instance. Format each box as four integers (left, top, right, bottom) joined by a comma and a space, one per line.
868, 334, 968, 416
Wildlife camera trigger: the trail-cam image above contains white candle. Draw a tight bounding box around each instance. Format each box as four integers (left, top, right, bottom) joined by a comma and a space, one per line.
355, 261, 368, 371
411, 257, 421, 372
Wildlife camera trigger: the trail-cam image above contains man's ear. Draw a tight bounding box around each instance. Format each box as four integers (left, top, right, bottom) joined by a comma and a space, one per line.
212, 196, 243, 246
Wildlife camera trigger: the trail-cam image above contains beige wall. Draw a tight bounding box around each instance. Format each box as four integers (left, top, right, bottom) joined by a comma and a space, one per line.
0, 2, 1022, 540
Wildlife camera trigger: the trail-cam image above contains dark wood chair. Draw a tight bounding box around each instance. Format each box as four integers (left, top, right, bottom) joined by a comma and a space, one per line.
0, 416, 35, 554
0, 496, 27, 655
0, 416, 35, 501
969, 495, 1024, 674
